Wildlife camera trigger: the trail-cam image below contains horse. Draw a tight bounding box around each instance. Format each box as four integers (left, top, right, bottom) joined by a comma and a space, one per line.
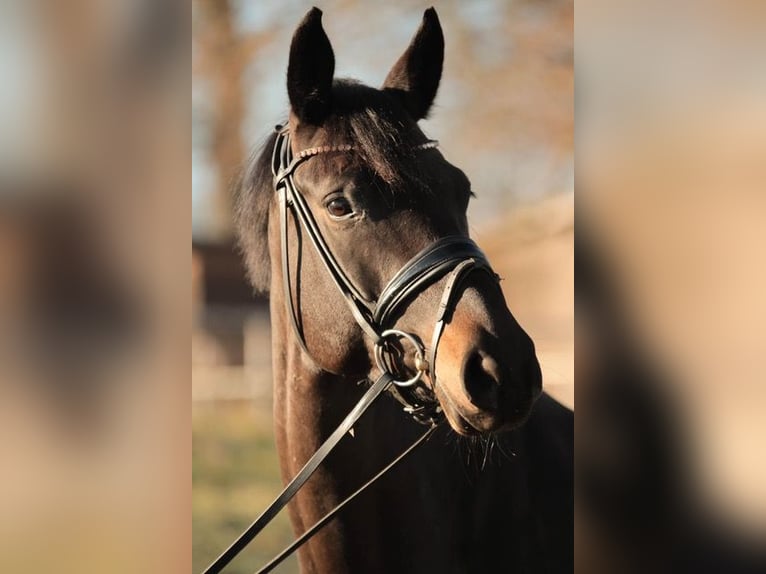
234, 8, 573, 573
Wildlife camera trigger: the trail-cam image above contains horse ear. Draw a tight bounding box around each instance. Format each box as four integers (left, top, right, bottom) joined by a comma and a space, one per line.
287, 7, 335, 125
382, 7, 444, 121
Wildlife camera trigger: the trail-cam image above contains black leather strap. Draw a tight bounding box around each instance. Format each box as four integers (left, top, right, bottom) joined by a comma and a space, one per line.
286, 179, 380, 341
274, 130, 380, 354
278, 186, 315, 362
427, 259, 495, 389
374, 236, 491, 327
202, 373, 394, 574
255, 424, 437, 574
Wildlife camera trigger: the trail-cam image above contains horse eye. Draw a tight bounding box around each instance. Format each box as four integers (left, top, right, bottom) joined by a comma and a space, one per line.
326, 197, 353, 218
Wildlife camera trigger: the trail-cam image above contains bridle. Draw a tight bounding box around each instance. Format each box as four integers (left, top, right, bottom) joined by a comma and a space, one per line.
203, 124, 500, 574
273, 123, 497, 423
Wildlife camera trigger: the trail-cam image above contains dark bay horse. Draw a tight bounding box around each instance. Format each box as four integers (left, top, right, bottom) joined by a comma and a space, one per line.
235, 8, 572, 573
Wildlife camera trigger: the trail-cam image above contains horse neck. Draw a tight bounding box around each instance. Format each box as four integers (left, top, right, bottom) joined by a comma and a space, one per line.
269, 299, 546, 573
268, 285, 371, 461
269, 298, 397, 572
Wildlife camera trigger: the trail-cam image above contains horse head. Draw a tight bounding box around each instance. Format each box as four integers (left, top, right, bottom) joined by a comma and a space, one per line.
237, 7, 542, 435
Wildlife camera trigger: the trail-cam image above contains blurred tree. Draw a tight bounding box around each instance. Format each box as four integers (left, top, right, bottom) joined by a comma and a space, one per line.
192, 0, 573, 234
193, 0, 275, 239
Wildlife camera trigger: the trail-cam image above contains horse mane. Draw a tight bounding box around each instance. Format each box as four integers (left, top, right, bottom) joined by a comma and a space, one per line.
234, 78, 433, 294
233, 129, 278, 293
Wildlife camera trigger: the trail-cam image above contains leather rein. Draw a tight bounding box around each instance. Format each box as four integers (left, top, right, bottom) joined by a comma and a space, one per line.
203, 124, 498, 574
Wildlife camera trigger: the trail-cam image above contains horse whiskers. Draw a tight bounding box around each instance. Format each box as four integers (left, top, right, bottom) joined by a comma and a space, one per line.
493, 437, 516, 462
439, 425, 514, 471
480, 436, 492, 471
454, 434, 498, 473
453, 433, 473, 470
484, 435, 502, 470
488, 436, 499, 468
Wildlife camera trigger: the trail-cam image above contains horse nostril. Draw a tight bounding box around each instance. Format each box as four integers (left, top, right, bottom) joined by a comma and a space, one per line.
462, 350, 502, 410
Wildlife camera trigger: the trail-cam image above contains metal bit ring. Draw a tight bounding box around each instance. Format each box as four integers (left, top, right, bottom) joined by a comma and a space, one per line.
374, 329, 428, 387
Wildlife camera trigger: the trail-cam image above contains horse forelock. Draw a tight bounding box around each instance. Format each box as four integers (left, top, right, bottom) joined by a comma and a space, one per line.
298, 79, 434, 195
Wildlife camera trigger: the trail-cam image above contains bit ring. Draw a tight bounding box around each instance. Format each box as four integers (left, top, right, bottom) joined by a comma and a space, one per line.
374, 329, 428, 387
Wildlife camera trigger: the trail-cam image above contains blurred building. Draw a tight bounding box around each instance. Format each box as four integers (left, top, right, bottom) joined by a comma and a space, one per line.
192, 239, 272, 401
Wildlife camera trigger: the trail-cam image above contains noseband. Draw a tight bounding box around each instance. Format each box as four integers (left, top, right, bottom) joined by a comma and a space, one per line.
203, 124, 500, 574
271, 124, 498, 424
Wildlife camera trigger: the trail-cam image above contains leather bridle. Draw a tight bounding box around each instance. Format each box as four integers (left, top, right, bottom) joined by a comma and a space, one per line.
273, 123, 497, 423
202, 124, 500, 574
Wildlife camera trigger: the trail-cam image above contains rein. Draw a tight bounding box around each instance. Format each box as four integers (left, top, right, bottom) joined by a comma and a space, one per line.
202, 124, 499, 573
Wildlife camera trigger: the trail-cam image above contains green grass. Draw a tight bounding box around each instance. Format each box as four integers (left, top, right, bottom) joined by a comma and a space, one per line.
193, 402, 298, 574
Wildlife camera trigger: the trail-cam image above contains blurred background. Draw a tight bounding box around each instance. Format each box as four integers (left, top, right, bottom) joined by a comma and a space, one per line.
577, 1, 766, 571
0, 0, 188, 572
191, 1, 572, 572
4, 1, 763, 573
